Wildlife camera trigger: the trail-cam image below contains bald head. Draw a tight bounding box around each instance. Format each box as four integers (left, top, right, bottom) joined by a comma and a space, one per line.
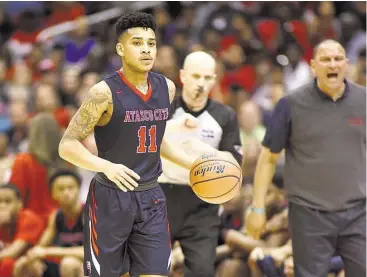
180, 51, 217, 111
313, 39, 345, 58
183, 51, 216, 71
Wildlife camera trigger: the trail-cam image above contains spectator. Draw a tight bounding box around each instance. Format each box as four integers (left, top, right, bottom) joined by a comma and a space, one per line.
201, 27, 221, 53
348, 47, 366, 86
45, 2, 85, 28
220, 40, 257, 96
33, 84, 71, 129
0, 133, 14, 182
48, 44, 65, 73
248, 242, 345, 277
216, 192, 288, 277
20, 169, 84, 277
9, 113, 69, 226
6, 101, 29, 154
0, 8, 13, 46
0, 184, 44, 277
4, 61, 33, 104
63, 16, 98, 69
153, 6, 177, 45
238, 101, 266, 151
6, 10, 43, 61
283, 43, 312, 91
75, 70, 101, 106
153, 45, 179, 84
339, 12, 366, 63
58, 67, 80, 108
37, 59, 58, 87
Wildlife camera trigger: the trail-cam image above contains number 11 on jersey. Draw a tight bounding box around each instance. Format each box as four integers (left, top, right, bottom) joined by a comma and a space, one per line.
137, 125, 157, 153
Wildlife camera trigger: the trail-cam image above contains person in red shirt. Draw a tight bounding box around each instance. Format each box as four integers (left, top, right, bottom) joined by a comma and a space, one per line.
0, 184, 44, 277
9, 113, 70, 226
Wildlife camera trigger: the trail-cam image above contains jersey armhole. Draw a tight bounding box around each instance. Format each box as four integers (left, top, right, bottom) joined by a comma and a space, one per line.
96, 80, 116, 128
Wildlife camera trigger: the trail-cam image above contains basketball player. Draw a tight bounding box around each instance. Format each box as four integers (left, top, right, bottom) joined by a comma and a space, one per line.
58, 12, 197, 277
159, 51, 243, 277
24, 169, 84, 277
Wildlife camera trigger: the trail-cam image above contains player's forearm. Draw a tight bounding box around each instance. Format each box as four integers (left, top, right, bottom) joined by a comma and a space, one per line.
44, 246, 84, 259
252, 150, 277, 208
161, 137, 196, 169
59, 139, 109, 173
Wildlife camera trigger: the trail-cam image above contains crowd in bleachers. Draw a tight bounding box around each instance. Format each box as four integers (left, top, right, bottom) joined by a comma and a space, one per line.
0, 2, 365, 277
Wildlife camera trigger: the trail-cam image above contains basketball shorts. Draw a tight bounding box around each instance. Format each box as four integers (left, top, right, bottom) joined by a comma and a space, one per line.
84, 179, 171, 277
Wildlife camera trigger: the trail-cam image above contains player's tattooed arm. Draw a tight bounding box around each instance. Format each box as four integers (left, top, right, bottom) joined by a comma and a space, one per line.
59, 81, 140, 190
59, 81, 114, 173
165, 77, 176, 103
61, 82, 112, 143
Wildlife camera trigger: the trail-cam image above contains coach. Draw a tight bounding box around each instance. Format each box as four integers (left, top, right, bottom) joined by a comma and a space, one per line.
246, 39, 366, 277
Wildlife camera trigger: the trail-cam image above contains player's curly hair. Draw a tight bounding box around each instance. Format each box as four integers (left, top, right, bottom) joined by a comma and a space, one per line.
115, 11, 156, 39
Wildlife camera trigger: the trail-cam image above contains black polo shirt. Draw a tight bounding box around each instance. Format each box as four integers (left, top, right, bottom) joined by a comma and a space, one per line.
263, 80, 366, 211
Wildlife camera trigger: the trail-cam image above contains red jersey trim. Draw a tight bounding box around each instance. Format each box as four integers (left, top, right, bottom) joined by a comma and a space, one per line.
116, 70, 152, 102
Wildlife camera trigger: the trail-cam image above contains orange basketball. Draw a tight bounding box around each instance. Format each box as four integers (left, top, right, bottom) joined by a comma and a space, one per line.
189, 153, 242, 204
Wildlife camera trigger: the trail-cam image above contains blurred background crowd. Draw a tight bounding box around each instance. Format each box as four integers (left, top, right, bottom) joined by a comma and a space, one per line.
0, 1, 365, 277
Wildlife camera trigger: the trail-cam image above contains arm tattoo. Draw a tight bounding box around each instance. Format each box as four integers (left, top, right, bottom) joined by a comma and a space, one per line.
82, 90, 111, 110
61, 88, 111, 143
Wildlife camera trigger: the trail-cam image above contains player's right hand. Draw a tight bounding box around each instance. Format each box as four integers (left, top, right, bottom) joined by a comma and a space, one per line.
103, 162, 140, 192
245, 209, 266, 239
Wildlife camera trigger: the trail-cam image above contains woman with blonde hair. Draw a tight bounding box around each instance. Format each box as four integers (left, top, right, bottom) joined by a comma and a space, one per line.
9, 113, 71, 227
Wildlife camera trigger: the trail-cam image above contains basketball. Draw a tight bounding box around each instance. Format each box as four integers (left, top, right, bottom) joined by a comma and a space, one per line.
189, 153, 242, 204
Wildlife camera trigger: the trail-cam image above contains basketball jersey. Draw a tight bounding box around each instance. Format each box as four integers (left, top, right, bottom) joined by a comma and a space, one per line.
94, 71, 170, 190
158, 96, 242, 185
53, 207, 84, 247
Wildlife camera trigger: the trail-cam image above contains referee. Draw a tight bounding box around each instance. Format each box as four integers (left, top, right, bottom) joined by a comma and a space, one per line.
246, 39, 366, 277
159, 51, 242, 277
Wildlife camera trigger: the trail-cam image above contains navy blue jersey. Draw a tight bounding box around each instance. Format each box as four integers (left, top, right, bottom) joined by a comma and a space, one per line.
53, 207, 84, 247
94, 71, 170, 189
